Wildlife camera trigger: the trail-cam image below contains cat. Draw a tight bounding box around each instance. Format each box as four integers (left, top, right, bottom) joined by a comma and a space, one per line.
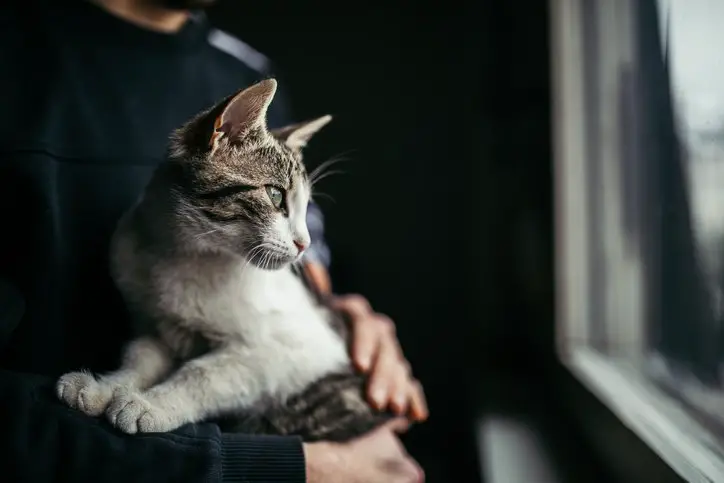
55, 78, 394, 442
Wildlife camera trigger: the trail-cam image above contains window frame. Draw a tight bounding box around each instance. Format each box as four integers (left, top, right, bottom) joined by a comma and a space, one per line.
550, 0, 724, 480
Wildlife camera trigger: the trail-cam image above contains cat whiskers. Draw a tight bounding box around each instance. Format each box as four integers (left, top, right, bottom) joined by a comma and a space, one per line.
308, 153, 353, 188
261, 251, 272, 271
241, 243, 274, 276
311, 192, 336, 204
262, 248, 279, 271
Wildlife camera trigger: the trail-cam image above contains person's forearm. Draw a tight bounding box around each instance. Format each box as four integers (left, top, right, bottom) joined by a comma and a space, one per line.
0, 368, 306, 482
304, 261, 332, 295
0, 368, 222, 482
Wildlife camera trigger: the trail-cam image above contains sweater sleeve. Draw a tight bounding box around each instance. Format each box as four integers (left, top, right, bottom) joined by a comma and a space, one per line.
0, 367, 306, 483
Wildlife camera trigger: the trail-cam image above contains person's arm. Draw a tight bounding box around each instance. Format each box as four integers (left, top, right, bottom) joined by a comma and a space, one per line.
0, 279, 305, 483
0, 276, 416, 483
304, 201, 333, 294
0, 370, 305, 483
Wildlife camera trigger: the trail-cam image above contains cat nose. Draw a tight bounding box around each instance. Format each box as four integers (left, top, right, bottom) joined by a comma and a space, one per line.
293, 240, 307, 253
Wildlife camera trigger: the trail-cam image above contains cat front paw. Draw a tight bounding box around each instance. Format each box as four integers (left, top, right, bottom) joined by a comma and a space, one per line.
106, 389, 178, 434
56, 371, 114, 417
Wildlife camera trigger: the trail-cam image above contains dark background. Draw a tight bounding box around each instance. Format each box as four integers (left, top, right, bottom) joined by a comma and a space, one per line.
208, 3, 685, 482
206, 3, 558, 481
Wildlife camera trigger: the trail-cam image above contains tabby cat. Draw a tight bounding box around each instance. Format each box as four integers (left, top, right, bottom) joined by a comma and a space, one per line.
56, 79, 393, 442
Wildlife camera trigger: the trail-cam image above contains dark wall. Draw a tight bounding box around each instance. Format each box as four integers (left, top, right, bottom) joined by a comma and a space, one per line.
203, 6, 692, 483
208, 3, 553, 480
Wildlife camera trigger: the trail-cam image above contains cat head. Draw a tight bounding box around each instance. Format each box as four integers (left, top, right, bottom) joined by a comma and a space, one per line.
169, 79, 332, 269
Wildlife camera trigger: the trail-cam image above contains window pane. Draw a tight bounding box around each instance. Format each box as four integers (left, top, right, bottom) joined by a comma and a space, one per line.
553, 0, 724, 431
650, 0, 724, 409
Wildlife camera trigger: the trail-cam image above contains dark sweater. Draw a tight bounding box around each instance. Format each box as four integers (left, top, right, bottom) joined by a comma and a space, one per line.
0, 1, 316, 481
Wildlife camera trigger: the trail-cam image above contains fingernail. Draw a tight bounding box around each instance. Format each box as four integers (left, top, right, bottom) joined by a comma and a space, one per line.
411, 406, 426, 421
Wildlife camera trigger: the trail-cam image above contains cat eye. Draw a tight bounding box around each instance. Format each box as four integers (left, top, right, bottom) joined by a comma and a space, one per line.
265, 186, 285, 208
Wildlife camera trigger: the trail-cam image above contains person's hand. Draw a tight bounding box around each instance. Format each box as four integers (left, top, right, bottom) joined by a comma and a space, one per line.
304, 419, 424, 483
329, 294, 428, 422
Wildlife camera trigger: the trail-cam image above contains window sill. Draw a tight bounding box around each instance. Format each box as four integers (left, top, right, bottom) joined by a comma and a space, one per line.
478, 416, 562, 483
564, 347, 724, 482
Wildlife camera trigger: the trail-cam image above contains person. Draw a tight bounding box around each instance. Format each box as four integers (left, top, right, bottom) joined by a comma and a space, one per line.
0, 0, 427, 482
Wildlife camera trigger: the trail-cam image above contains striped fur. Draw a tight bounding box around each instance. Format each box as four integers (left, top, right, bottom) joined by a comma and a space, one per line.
56, 79, 393, 442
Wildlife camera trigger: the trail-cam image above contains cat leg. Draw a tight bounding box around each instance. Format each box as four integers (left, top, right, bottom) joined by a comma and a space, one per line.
302, 409, 393, 442
258, 372, 394, 442
106, 345, 260, 434
224, 396, 392, 442
57, 336, 172, 417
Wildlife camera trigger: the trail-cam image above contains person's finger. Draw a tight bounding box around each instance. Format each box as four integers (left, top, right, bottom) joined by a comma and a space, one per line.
389, 360, 413, 415
352, 320, 379, 373
330, 293, 371, 317
383, 417, 410, 434
410, 458, 426, 483
381, 441, 425, 483
358, 313, 397, 373
367, 336, 399, 409
399, 455, 425, 483
380, 457, 424, 483
331, 295, 377, 370
407, 379, 429, 422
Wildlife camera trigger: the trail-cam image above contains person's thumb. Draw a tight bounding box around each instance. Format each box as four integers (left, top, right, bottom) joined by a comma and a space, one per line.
384, 417, 411, 434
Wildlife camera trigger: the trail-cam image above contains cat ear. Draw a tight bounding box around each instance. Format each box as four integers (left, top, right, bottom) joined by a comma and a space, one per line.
271, 115, 333, 150
209, 79, 278, 152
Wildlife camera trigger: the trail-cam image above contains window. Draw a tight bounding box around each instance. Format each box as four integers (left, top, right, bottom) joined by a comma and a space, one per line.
551, 0, 724, 480
651, 0, 724, 421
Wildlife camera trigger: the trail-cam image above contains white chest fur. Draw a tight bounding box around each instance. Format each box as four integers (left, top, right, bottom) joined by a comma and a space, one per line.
164, 259, 351, 402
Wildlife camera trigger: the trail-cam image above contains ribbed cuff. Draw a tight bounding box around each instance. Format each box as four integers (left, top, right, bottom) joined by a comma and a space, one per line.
220, 434, 306, 483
